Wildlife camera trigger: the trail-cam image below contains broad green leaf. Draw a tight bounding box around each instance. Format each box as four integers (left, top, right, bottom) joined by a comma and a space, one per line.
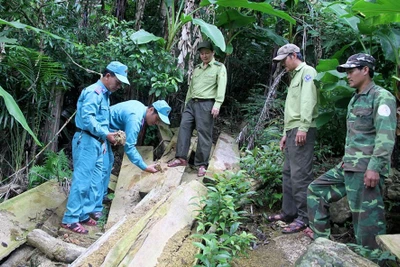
0, 19, 66, 41
200, 0, 295, 24
316, 59, 340, 72
352, 0, 400, 25
165, 0, 174, 8
327, 3, 360, 32
192, 18, 226, 52
0, 36, 17, 44
217, 9, 256, 29
0, 86, 41, 146
180, 14, 193, 24
130, 29, 162, 45
376, 28, 400, 64
335, 96, 352, 109
316, 111, 334, 128
254, 25, 287, 46
331, 42, 357, 59
357, 17, 378, 34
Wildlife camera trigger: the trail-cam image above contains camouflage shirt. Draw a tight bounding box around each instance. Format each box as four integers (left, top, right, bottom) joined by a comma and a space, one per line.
343, 82, 396, 176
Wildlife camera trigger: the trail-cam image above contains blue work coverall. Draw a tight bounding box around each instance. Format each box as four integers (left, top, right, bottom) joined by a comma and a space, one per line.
96, 100, 148, 212
62, 80, 111, 224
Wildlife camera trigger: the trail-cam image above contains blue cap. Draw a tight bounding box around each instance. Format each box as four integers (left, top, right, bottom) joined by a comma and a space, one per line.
106, 61, 130, 85
153, 100, 171, 125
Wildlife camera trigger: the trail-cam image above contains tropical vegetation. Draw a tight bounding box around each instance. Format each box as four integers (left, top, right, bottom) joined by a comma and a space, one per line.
0, 0, 399, 264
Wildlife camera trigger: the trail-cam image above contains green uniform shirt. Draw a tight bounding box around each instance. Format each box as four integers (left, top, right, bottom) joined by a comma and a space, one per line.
343, 82, 396, 177
186, 58, 227, 109
284, 62, 318, 133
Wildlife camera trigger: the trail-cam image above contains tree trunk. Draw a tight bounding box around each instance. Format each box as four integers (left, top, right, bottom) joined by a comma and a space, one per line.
27, 229, 85, 263
41, 87, 64, 153
115, 0, 127, 21
135, 0, 147, 30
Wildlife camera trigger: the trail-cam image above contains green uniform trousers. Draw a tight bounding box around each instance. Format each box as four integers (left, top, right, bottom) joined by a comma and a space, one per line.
282, 127, 316, 225
176, 99, 214, 166
307, 163, 386, 249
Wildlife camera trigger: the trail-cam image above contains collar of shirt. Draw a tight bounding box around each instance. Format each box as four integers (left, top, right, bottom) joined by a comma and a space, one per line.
355, 81, 375, 95
290, 62, 306, 78
199, 58, 216, 70
96, 80, 111, 96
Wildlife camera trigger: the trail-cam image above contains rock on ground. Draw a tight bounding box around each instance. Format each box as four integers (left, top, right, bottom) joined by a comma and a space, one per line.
295, 237, 378, 267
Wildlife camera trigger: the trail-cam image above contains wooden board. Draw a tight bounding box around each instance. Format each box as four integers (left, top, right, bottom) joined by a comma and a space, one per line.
103, 181, 207, 267
106, 146, 154, 229
0, 180, 67, 261
207, 132, 240, 175
376, 234, 400, 260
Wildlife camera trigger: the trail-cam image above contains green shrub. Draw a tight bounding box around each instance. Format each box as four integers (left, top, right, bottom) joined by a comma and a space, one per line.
193, 171, 256, 266
28, 149, 72, 188
240, 142, 283, 209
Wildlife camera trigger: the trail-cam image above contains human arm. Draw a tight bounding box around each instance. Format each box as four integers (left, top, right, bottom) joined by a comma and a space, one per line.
144, 164, 159, 173
124, 118, 147, 170
213, 64, 227, 110
299, 68, 318, 132
80, 89, 110, 140
366, 90, 396, 179
279, 135, 287, 151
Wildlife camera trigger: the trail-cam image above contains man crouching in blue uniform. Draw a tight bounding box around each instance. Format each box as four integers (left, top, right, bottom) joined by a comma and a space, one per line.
61, 61, 130, 234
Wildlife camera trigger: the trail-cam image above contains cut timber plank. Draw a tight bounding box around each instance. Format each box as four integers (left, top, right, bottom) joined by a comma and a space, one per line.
103, 180, 207, 267
0, 180, 67, 261
106, 146, 154, 229
376, 234, 400, 260
206, 132, 240, 176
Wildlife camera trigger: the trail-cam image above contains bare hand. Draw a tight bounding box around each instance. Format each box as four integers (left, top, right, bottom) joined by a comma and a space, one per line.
211, 107, 220, 119
106, 132, 119, 145
145, 164, 159, 173
295, 130, 307, 146
279, 135, 286, 151
364, 170, 379, 188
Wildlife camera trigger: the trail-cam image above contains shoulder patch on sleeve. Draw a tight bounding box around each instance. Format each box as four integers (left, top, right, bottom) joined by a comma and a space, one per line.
214, 61, 222, 66
304, 74, 313, 82
378, 104, 391, 117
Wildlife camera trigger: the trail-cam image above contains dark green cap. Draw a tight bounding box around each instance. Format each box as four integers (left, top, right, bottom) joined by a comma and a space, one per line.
197, 41, 213, 51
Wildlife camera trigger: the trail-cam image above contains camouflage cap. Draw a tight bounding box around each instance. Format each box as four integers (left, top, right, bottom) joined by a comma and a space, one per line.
337, 53, 376, 72
273, 44, 300, 61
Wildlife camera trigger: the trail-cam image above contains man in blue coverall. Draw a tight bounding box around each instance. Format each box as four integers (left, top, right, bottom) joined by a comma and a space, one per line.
61, 61, 130, 234
91, 100, 172, 217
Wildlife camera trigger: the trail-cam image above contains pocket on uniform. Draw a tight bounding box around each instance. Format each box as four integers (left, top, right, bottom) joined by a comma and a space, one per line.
353, 108, 373, 131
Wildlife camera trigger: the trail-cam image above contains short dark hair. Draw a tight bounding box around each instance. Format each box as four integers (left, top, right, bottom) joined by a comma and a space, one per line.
148, 104, 158, 115
356, 66, 374, 78
294, 52, 303, 61
103, 68, 116, 77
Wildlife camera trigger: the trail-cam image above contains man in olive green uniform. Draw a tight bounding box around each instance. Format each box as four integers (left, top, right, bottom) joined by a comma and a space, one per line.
307, 53, 396, 249
267, 44, 318, 234
167, 41, 227, 177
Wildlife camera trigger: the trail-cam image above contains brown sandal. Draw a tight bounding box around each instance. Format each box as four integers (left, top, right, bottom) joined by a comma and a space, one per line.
282, 219, 307, 234
80, 217, 97, 226
61, 223, 88, 234
266, 213, 291, 222
197, 165, 207, 177
167, 158, 187, 167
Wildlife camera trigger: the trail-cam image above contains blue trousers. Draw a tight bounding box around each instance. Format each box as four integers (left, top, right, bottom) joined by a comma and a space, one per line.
93, 141, 114, 212
62, 132, 103, 224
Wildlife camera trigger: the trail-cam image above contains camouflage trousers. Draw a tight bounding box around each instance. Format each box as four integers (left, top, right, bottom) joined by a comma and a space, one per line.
307, 163, 386, 249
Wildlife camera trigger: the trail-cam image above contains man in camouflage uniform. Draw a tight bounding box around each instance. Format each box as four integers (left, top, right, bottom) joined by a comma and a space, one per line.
307, 53, 397, 249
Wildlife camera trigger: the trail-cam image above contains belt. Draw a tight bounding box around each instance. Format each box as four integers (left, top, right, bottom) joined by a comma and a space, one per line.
191, 98, 214, 102
76, 128, 103, 143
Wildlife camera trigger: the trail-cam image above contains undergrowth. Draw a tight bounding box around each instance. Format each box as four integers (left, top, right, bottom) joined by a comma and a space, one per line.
193, 171, 256, 267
